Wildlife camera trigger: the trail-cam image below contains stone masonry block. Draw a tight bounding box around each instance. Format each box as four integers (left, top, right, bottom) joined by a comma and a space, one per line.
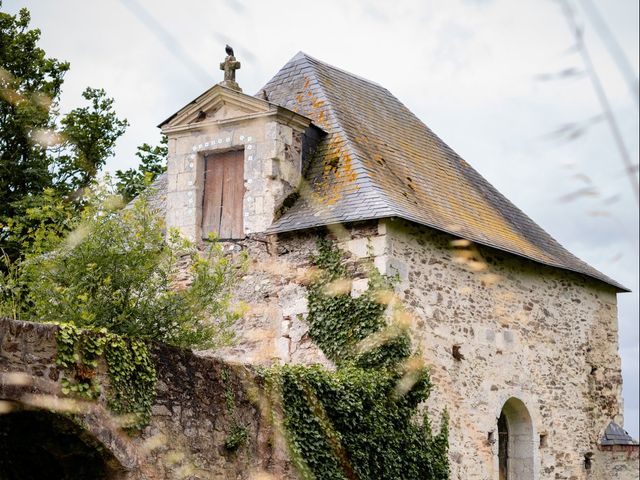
254, 197, 264, 215
175, 135, 198, 155
277, 124, 293, 145
168, 138, 177, 155
282, 297, 308, 318
167, 154, 182, 175
166, 174, 178, 192
374, 255, 388, 275
386, 257, 405, 279
254, 139, 281, 160
278, 159, 301, 185
176, 172, 197, 191
263, 159, 278, 179
343, 235, 386, 259
351, 278, 369, 298
275, 337, 290, 362
265, 121, 278, 140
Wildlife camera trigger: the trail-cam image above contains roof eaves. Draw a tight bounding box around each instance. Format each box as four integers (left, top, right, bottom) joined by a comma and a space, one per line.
268, 209, 628, 291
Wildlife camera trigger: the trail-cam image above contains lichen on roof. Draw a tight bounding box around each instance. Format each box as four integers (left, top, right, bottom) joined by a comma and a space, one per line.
258, 51, 626, 291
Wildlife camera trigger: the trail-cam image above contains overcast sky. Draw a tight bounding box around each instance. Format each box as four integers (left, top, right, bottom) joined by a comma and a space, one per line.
7, 0, 639, 437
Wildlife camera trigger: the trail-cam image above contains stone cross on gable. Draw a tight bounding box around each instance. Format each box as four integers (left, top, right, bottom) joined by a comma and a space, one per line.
219, 55, 242, 92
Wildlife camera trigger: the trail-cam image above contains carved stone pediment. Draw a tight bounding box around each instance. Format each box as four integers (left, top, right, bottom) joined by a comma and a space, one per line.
159, 85, 309, 134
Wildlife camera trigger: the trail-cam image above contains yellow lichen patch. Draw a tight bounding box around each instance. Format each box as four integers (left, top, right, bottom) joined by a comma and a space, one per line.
314, 134, 360, 207
345, 117, 553, 266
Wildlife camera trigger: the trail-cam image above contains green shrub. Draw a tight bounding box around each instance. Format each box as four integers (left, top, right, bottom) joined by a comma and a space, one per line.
55, 322, 156, 430
264, 364, 449, 480
1, 186, 245, 350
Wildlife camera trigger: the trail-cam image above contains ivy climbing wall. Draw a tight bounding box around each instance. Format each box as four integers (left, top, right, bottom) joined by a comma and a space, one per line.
0, 318, 296, 479
207, 217, 629, 480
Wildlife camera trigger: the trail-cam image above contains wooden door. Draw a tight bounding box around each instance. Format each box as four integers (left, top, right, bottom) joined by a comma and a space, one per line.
202, 150, 244, 239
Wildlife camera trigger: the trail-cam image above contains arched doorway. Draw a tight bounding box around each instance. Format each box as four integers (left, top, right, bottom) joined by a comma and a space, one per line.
497, 397, 535, 480
0, 403, 125, 479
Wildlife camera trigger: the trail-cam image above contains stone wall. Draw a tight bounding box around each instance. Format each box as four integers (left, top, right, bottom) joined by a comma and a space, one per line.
592, 445, 640, 480
209, 229, 332, 367
207, 217, 632, 480
210, 222, 385, 367
0, 318, 296, 480
383, 218, 625, 480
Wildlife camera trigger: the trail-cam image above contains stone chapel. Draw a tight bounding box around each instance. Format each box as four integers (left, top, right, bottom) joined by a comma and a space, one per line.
151, 50, 639, 479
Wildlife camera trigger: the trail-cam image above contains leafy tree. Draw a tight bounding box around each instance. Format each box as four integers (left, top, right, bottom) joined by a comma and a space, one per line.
0, 185, 245, 349
0, 4, 67, 223
0, 3, 127, 261
115, 137, 167, 201
55, 87, 128, 195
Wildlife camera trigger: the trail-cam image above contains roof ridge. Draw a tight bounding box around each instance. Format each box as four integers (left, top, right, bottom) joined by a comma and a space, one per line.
295, 51, 386, 89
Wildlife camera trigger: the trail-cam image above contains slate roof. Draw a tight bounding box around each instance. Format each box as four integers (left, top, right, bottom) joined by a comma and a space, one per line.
146, 172, 167, 213
128, 171, 167, 213
257, 52, 626, 291
600, 422, 639, 446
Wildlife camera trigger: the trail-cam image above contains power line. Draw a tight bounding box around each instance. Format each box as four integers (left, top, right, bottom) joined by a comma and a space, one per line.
579, 0, 639, 108
559, 0, 639, 203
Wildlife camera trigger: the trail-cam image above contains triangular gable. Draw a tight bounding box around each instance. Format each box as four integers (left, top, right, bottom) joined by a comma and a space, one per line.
158, 84, 309, 132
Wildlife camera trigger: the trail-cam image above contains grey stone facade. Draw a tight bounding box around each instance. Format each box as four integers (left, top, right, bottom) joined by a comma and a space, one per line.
208, 218, 637, 479
152, 58, 638, 477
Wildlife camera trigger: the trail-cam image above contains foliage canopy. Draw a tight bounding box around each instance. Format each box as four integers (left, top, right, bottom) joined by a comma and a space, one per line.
0, 3, 165, 263
115, 138, 168, 202
1, 186, 245, 350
